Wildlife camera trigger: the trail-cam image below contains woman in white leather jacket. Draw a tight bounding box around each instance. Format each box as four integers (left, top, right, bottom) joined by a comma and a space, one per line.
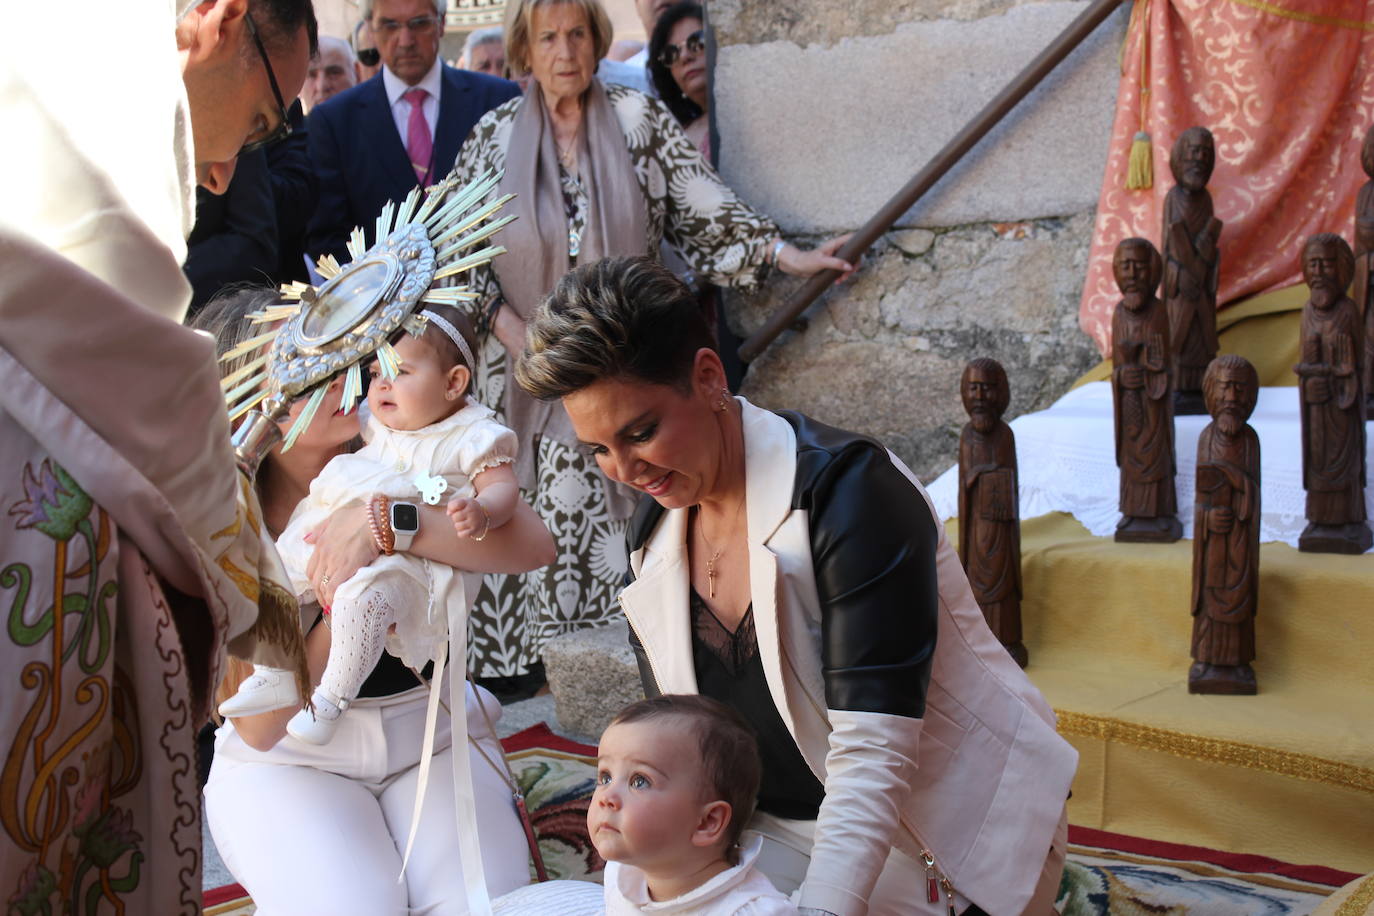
515, 256, 1078, 916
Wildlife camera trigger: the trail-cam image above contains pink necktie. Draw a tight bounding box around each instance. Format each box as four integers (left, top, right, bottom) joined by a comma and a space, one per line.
404, 88, 433, 186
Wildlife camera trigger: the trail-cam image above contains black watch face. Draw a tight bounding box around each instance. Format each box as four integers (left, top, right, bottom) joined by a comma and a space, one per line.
392, 502, 420, 532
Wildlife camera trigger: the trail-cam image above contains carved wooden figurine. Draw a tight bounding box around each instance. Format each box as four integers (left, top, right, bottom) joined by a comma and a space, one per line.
1350, 125, 1374, 419
958, 358, 1027, 668
1189, 356, 1261, 695
1164, 127, 1223, 415
1295, 233, 1372, 554
1111, 238, 1183, 542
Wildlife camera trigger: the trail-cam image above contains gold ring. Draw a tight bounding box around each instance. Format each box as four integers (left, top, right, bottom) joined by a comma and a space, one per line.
320, 574, 331, 587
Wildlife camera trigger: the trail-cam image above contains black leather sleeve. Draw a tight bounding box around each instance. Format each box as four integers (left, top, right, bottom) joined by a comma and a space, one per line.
799, 437, 940, 719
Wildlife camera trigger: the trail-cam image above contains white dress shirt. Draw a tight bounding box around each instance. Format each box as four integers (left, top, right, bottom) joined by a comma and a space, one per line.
382, 58, 443, 145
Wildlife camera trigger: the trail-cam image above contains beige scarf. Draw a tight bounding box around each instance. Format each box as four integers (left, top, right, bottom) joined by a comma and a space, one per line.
493, 79, 648, 518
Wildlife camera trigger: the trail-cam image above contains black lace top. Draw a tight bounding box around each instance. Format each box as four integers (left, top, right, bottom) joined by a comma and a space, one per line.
690, 589, 825, 821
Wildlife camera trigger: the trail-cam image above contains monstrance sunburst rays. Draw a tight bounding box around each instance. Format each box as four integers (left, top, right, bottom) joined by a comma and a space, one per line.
220, 170, 515, 463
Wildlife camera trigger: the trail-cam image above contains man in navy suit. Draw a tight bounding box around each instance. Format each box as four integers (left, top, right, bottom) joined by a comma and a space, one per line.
307, 0, 520, 263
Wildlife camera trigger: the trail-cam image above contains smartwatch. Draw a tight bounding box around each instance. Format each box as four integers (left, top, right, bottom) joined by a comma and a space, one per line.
390, 500, 420, 552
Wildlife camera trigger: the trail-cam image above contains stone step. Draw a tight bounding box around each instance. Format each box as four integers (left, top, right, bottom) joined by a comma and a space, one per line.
541, 622, 644, 740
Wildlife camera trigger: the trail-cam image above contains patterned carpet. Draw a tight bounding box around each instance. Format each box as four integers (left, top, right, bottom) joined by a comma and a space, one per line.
205, 723, 1360, 915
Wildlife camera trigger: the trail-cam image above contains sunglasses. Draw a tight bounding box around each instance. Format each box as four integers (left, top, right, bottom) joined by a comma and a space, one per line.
240, 11, 293, 154
358, 47, 381, 67
657, 29, 704, 68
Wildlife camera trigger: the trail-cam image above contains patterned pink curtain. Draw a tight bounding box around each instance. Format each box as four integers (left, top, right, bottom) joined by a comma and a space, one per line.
1080, 0, 1374, 354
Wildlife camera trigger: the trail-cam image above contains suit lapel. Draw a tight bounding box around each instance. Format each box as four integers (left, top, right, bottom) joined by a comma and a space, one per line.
364, 76, 420, 204
620, 508, 697, 693
432, 66, 469, 181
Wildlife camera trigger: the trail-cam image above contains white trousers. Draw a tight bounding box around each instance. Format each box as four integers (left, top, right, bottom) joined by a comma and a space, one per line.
746, 804, 1068, 916
204, 681, 531, 915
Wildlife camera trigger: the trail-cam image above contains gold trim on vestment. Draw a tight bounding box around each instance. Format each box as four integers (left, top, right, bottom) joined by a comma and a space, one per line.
1226, 0, 1374, 31
1055, 710, 1374, 793
1337, 874, 1374, 916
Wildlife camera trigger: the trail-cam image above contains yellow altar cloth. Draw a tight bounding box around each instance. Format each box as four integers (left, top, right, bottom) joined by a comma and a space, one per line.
952, 511, 1374, 873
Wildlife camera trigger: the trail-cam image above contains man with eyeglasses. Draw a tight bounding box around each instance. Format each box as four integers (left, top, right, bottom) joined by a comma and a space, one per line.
0, 0, 316, 910
307, 0, 521, 265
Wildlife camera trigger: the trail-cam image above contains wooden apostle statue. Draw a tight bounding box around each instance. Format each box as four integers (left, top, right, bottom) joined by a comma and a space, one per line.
1190, 356, 1261, 695
1295, 233, 1372, 553
1351, 125, 1374, 419
958, 358, 1027, 667
1111, 237, 1182, 542
1164, 127, 1223, 415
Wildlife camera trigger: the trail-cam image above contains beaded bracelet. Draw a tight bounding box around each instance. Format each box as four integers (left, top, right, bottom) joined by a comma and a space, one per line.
368, 494, 396, 555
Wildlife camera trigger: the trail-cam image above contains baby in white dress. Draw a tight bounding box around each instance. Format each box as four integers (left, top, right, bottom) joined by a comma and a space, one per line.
219, 305, 520, 745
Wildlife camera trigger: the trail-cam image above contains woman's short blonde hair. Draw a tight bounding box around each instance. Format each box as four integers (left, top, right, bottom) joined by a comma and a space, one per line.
504, 0, 614, 76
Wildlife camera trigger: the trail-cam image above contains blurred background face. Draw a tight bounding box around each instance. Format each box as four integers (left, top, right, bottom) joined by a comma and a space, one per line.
354, 20, 382, 80
302, 37, 357, 110
529, 3, 595, 99
372, 0, 444, 85
464, 38, 505, 76
665, 16, 705, 108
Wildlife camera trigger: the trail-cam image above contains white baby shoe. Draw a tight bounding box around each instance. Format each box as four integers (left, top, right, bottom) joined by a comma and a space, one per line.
217, 665, 301, 718
286, 689, 349, 745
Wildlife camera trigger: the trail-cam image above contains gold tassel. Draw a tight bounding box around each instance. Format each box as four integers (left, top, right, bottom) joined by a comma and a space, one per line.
1123, 0, 1153, 190
1127, 131, 1153, 190
241, 577, 314, 717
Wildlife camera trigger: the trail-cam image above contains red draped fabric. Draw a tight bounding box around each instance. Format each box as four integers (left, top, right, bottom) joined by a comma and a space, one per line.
1080, 0, 1374, 354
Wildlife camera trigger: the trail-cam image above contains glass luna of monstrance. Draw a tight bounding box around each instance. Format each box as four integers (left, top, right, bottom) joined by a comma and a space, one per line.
220, 170, 514, 474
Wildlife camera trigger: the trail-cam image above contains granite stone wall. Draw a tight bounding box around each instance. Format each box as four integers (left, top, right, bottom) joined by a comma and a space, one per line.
713, 0, 1127, 481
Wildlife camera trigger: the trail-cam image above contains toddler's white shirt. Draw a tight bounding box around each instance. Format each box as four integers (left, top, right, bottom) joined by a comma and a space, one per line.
604, 836, 798, 915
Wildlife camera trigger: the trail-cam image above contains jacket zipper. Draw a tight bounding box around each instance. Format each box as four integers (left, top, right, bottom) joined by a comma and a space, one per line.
619, 594, 667, 693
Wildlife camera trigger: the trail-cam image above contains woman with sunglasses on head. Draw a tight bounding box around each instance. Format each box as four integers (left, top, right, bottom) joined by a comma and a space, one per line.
647, 2, 709, 158
448, 0, 857, 694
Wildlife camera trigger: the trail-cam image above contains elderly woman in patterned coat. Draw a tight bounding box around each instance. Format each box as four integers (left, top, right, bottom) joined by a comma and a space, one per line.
451, 0, 853, 684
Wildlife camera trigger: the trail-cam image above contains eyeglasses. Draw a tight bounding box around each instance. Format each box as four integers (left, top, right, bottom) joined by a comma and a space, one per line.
657, 30, 704, 68
357, 47, 381, 67
240, 11, 293, 154
374, 15, 440, 36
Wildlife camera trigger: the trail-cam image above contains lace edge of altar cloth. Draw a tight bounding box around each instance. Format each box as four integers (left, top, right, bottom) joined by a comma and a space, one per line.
925, 382, 1374, 552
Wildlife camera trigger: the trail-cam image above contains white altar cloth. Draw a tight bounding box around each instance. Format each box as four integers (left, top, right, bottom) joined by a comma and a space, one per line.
925, 382, 1374, 550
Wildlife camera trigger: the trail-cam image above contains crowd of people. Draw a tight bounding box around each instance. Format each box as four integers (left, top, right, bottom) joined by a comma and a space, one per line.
0, 0, 1078, 913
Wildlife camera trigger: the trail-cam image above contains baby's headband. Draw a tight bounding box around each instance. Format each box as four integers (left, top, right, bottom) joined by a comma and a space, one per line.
415, 309, 476, 370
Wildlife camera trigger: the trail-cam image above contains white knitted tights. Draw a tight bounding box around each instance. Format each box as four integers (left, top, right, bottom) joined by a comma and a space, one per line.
320, 579, 419, 703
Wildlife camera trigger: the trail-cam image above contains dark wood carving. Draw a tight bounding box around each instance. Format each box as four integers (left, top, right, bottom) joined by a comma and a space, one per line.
1295, 233, 1372, 554
1111, 238, 1183, 543
1189, 356, 1261, 695
1350, 125, 1374, 419
958, 358, 1027, 668
1164, 127, 1223, 416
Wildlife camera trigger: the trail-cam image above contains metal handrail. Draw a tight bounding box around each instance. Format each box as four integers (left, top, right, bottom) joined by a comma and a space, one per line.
738, 0, 1131, 363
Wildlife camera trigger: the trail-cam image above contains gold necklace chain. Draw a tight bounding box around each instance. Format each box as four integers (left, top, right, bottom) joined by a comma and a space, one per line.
695, 495, 745, 599
556, 122, 580, 167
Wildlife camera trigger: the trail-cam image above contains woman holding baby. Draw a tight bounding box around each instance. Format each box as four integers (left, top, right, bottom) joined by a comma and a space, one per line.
195, 288, 555, 915
516, 257, 1079, 916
